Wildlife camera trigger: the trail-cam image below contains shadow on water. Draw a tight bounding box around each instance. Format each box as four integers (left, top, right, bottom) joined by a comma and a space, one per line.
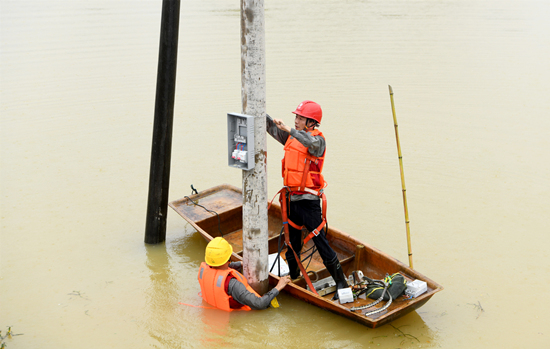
380, 311, 441, 348
168, 228, 208, 267
144, 242, 179, 347
265, 292, 441, 348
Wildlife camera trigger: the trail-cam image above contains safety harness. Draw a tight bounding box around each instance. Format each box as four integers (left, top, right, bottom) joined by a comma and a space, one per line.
281, 132, 328, 245
269, 186, 328, 297
269, 128, 329, 296
284, 189, 328, 246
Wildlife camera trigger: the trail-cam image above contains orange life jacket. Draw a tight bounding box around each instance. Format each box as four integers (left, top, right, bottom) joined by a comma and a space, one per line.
197, 262, 260, 312
282, 129, 327, 195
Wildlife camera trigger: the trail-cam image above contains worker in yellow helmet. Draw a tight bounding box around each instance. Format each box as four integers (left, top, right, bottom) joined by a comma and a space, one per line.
197, 237, 291, 311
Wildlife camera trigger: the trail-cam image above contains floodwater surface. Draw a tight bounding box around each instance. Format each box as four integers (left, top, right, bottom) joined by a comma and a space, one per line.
1, 0, 549, 348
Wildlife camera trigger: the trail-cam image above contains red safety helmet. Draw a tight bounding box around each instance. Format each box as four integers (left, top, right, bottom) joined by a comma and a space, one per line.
292, 100, 322, 124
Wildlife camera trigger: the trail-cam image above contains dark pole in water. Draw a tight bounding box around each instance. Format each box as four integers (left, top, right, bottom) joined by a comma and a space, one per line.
145, 0, 181, 244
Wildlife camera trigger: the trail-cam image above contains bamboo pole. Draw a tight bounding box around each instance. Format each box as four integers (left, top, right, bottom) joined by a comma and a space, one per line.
388, 85, 413, 268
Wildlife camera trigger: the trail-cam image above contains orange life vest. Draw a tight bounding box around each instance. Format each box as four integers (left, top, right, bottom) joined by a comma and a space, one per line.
197, 262, 261, 312
282, 129, 327, 194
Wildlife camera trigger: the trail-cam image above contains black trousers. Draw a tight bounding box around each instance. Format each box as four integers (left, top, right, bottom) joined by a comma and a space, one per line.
285, 198, 337, 265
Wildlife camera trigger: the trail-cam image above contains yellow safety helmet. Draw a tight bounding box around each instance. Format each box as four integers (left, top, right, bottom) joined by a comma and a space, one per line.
205, 237, 233, 267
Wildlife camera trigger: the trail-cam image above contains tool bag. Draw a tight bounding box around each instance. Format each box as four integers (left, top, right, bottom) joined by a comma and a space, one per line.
365, 273, 407, 301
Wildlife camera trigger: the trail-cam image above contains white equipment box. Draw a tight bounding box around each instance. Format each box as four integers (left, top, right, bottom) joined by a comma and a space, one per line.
405, 279, 427, 298
338, 288, 354, 304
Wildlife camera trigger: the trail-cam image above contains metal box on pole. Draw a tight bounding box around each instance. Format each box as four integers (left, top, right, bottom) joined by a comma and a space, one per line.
227, 113, 255, 171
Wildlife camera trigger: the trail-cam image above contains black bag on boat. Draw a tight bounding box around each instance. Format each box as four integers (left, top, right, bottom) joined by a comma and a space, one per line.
365, 273, 407, 301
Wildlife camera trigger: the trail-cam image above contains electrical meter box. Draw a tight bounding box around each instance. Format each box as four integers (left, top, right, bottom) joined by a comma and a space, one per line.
227, 113, 255, 170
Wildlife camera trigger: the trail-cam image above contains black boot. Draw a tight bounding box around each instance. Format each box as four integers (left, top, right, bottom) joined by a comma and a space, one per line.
286, 254, 301, 279
325, 257, 348, 300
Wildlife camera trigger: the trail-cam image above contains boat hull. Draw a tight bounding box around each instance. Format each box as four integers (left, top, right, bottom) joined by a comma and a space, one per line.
169, 184, 442, 328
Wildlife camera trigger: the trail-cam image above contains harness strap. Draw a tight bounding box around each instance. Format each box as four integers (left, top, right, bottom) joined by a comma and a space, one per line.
287, 181, 327, 197
288, 220, 304, 230
272, 188, 329, 297
303, 192, 328, 245
303, 219, 326, 245
299, 158, 312, 192
268, 188, 285, 211
270, 187, 311, 231
279, 189, 319, 296
321, 192, 327, 218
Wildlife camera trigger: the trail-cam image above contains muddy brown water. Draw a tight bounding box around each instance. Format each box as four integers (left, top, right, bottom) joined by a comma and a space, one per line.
1, 0, 549, 348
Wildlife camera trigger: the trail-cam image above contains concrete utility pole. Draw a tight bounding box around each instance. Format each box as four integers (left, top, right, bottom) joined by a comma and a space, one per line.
145, 0, 181, 244
240, 0, 268, 295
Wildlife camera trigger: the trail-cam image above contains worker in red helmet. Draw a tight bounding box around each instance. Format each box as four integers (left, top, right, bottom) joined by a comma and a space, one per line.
267, 100, 349, 300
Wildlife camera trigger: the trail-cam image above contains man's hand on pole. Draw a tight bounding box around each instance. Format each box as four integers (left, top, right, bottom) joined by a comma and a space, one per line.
273, 119, 291, 133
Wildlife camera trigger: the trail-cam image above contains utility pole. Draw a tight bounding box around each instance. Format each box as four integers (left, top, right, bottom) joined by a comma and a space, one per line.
240, 0, 268, 294
145, 0, 181, 244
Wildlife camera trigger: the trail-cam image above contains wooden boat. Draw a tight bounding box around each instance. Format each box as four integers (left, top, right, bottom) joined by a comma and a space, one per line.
169, 184, 442, 328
